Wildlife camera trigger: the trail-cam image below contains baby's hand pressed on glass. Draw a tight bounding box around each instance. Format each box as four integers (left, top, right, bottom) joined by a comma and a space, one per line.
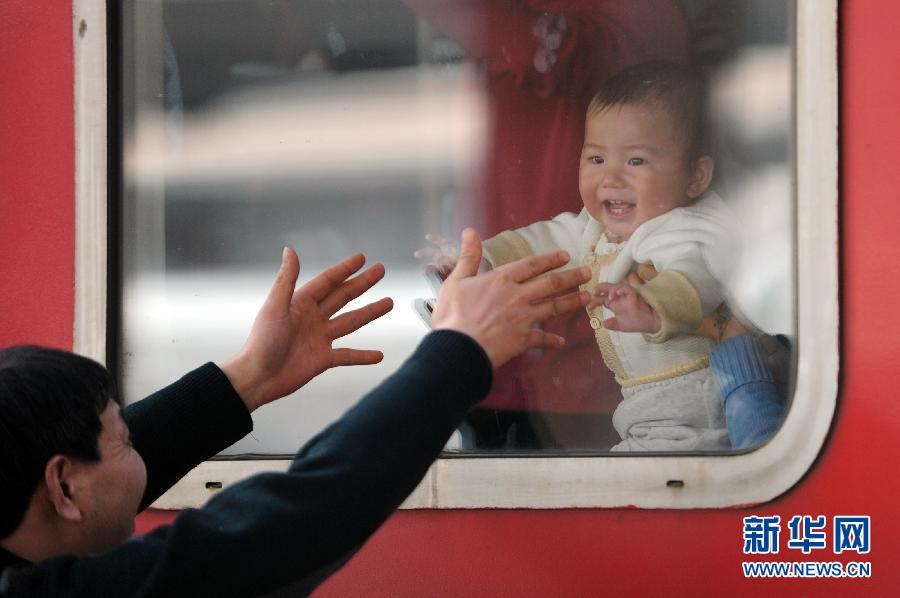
414, 232, 491, 278
585, 262, 657, 311
414, 233, 461, 278
593, 282, 661, 333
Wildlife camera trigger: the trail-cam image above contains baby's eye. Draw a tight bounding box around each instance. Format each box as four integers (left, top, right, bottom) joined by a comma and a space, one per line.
590, 155, 604, 165
628, 157, 645, 166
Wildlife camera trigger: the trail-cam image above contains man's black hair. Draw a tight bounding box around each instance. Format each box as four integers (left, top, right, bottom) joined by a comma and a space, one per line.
589, 60, 709, 160
0, 345, 116, 538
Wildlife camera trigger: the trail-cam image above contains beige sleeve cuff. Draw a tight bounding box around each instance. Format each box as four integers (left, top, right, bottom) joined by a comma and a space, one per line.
636, 269, 703, 343
482, 230, 534, 267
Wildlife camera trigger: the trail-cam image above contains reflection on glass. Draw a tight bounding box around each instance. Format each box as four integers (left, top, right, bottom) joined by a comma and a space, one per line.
120, 0, 795, 456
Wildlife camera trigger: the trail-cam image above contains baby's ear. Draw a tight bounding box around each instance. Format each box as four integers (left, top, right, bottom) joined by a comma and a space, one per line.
687, 155, 715, 199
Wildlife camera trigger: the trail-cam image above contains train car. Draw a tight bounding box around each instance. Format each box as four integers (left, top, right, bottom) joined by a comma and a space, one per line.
2, 0, 896, 595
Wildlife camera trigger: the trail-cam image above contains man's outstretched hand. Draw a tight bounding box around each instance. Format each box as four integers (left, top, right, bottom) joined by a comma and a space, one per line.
220, 248, 393, 412
432, 229, 591, 368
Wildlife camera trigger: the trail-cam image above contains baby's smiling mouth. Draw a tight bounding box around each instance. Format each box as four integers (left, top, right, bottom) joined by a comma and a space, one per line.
603, 200, 635, 216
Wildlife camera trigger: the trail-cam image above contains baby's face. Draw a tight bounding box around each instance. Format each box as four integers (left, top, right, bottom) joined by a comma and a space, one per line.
578, 102, 698, 240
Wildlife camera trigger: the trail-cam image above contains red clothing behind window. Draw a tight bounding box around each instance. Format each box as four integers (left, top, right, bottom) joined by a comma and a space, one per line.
410, 0, 689, 413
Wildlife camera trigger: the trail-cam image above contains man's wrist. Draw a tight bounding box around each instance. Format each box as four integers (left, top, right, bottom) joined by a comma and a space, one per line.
217, 353, 266, 412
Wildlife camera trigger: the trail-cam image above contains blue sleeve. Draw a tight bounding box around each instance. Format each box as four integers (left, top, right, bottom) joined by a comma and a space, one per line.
709, 336, 785, 450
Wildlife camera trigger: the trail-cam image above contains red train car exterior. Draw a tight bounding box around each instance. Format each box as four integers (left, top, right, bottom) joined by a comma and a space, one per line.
2, 2, 898, 595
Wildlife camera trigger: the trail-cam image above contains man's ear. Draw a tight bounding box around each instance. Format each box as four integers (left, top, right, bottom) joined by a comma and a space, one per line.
44, 455, 84, 523
687, 155, 715, 199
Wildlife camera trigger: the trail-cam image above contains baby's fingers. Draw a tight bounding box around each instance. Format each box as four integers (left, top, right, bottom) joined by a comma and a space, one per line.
633, 263, 658, 283
414, 247, 441, 261
626, 272, 645, 288
435, 255, 456, 275
425, 233, 449, 244
588, 284, 612, 310
424, 233, 459, 258
602, 316, 622, 331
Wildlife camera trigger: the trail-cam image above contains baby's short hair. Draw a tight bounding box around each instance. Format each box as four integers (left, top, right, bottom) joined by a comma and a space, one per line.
589, 61, 709, 160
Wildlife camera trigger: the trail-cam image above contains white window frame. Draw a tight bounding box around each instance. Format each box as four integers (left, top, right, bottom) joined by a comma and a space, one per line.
74, 0, 108, 361
75, 0, 838, 510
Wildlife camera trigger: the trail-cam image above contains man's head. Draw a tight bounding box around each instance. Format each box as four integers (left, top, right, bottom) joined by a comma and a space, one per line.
0, 346, 146, 556
579, 61, 714, 240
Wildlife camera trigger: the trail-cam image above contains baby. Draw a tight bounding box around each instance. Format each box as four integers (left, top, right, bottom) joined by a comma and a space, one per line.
477, 61, 738, 451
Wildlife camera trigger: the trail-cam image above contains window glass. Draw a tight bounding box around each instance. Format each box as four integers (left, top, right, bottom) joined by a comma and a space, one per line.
119, 0, 796, 456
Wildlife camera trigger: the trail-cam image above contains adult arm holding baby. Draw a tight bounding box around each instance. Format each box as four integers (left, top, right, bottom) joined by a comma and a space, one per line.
619, 263, 787, 450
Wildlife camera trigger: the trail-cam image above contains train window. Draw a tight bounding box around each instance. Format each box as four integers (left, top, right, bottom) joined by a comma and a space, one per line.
91, 0, 835, 508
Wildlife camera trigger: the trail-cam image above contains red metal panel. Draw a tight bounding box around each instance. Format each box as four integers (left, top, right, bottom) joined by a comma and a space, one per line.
0, 1, 75, 349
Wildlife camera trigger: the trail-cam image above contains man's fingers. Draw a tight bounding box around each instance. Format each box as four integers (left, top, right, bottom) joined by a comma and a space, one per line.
501, 250, 570, 283
533, 291, 590, 322
261, 247, 301, 315
447, 228, 482, 281
328, 297, 394, 339
525, 329, 567, 352
319, 263, 386, 316
331, 348, 385, 367
523, 266, 590, 301
301, 253, 367, 302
